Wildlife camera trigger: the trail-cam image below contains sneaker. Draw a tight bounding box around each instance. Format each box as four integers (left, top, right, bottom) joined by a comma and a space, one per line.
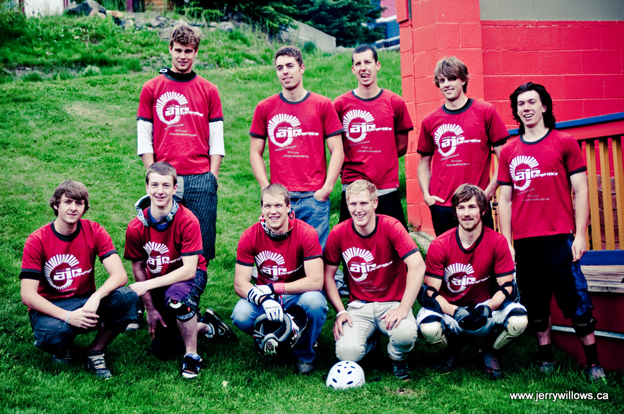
181, 353, 202, 379
585, 364, 607, 383
200, 309, 238, 342
296, 359, 314, 375
435, 347, 458, 373
86, 351, 112, 379
481, 350, 503, 380
126, 310, 143, 331
52, 350, 72, 365
392, 360, 411, 380
539, 360, 556, 374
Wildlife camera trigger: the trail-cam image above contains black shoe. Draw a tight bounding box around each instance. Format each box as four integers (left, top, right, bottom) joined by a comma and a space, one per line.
480, 349, 502, 380
392, 359, 411, 380
87, 351, 112, 379
435, 347, 458, 373
200, 308, 238, 342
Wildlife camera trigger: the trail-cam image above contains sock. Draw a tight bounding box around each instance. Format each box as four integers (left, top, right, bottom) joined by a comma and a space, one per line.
583, 343, 599, 366
538, 344, 554, 362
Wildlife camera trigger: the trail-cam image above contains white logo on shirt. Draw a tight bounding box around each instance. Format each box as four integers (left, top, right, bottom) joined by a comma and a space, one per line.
268, 114, 319, 148
156, 91, 204, 125
143, 242, 176, 275
444, 263, 489, 294
44, 254, 92, 291
255, 250, 301, 281
433, 124, 481, 157
342, 109, 392, 143
342, 247, 392, 282
509, 155, 559, 191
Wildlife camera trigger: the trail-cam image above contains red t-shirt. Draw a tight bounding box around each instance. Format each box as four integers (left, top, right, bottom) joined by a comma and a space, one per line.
497, 129, 587, 240
20, 220, 117, 300
333, 89, 413, 189
236, 219, 322, 285
137, 72, 223, 175
425, 226, 515, 306
124, 205, 207, 277
324, 215, 419, 303
249, 92, 343, 192
417, 99, 509, 206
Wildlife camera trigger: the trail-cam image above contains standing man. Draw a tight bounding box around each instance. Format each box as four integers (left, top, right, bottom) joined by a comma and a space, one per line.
231, 184, 328, 374
125, 162, 229, 379
136, 24, 224, 264
417, 184, 528, 379
20, 180, 139, 379
324, 180, 425, 380
334, 45, 413, 228
417, 56, 509, 236
498, 82, 606, 382
250, 46, 344, 247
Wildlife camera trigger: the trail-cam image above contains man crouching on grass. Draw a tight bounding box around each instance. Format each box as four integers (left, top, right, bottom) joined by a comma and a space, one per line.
20, 180, 140, 379
125, 162, 233, 379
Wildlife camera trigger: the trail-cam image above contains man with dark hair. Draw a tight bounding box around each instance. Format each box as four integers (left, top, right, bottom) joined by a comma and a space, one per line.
231, 183, 328, 374
333, 45, 413, 228
125, 162, 233, 379
416, 184, 527, 379
250, 45, 344, 248
417, 56, 509, 236
136, 24, 224, 265
324, 180, 425, 380
498, 83, 606, 382
21, 180, 139, 379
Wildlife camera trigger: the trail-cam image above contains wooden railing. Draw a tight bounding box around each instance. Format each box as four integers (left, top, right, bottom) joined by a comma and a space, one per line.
490, 112, 624, 252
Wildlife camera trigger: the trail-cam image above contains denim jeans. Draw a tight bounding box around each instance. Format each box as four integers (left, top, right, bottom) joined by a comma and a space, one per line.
291, 195, 330, 249
231, 291, 328, 363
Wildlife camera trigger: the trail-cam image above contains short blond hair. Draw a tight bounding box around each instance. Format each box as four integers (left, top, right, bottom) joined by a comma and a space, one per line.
346, 180, 378, 203
261, 183, 290, 206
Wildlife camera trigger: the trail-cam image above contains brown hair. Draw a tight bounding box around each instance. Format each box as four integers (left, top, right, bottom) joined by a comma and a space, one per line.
434, 56, 470, 93
451, 184, 488, 222
274, 45, 304, 67
346, 180, 378, 204
49, 180, 90, 216
146, 162, 177, 186
170, 25, 201, 50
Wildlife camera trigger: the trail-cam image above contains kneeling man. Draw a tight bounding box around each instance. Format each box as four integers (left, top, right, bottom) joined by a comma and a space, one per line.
324, 180, 425, 380
231, 184, 328, 374
21, 180, 139, 379
416, 184, 528, 379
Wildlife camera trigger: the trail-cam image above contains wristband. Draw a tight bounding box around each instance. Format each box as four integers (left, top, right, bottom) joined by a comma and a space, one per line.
274, 283, 286, 295
65, 310, 71, 324
336, 310, 348, 318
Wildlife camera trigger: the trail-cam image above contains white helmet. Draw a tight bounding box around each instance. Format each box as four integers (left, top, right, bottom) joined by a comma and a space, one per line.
326, 361, 365, 390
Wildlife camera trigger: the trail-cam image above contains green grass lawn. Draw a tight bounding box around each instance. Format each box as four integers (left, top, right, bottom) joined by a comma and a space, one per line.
0, 31, 622, 413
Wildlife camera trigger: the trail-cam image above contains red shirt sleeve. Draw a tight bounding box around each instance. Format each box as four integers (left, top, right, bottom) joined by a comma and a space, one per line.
417, 118, 435, 155
424, 239, 446, 279
322, 98, 344, 138
208, 85, 224, 122
249, 101, 268, 138
393, 95, 414, 133
94, 223, 116, 259
21, 233, 44, 274
388, 219, 419, 259
236, 228, 256, 266
497, 146, 513, 185
485, 105, 510, 146
563, 134, 586, 175
323, 226, 343, 265
124, 220, 147, 261
493, 236, 515, 277
137, 82, 154, 121
180, 214, 203, 256
301, 225, 322, 260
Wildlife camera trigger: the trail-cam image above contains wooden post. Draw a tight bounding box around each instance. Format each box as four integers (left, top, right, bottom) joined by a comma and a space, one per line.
586, 140, 602, 250
612, 135, 624, 248
598, 138, 615, 250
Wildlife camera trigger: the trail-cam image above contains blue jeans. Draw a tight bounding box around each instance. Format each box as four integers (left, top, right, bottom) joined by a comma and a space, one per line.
291, 195, 330, 249
231, 292, 328, 363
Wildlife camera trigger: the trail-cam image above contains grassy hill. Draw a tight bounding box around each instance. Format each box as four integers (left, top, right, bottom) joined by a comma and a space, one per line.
0, 15, 621, 414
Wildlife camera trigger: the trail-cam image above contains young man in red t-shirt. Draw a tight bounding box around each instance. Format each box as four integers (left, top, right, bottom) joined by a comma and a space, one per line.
324, 180, 425, 380
498, 83, 605, 382
20, 180, 139, 379
231, 184, 327, 374
417, 56, 509, 235
125, 162, 233, 379
416, 184, 528, 379
136, 25, 223, 264
333, 45, 413, 228
249, 46, 344, 247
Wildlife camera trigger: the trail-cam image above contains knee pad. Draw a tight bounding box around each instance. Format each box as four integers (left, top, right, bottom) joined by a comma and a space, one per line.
419, 321, 447, 349
571, 312, 596, 337
167, 298, 196, 322
529, 316, 550, 333
492, 315, 528, 350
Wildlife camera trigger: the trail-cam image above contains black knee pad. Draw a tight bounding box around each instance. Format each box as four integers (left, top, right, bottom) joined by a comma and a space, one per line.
529, 316, 550, 333
571, 312, 597, 337
421, 315, 443, 324
167, 299, 196, 322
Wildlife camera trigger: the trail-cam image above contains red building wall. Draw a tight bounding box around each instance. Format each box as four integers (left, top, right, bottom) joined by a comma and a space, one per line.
399, 0, 624, 235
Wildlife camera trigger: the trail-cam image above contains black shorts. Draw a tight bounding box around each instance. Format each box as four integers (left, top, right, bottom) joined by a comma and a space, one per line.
339, 189, 407, 229
515, 234, 593, 323
428, 204, 494, 236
